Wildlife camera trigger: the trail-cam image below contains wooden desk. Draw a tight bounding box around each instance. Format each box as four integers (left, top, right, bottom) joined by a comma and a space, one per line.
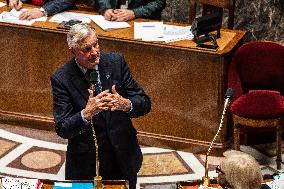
0, 4, 246, 154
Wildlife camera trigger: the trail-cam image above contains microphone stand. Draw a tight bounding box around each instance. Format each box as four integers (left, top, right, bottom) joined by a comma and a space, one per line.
89, 83, 104, 189
202, 89, 233, 186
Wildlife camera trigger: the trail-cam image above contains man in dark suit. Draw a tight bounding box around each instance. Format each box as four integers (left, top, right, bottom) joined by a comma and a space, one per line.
50, 23, 151, 189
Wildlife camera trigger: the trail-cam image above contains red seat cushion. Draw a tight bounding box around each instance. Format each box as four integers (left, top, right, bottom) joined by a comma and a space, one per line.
231, 90, 284, 119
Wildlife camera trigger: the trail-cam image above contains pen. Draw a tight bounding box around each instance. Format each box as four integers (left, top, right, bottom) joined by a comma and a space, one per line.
142, 25, 155, 27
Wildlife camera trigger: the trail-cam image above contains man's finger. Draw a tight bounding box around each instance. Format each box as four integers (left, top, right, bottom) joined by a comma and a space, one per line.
111, 85, 118, 94
88, 89, 94, 97
19, 14, 28, 20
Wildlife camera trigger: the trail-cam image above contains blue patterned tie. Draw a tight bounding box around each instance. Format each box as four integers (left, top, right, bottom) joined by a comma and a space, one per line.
86, 69, 102, 95
95, 69, 102, 94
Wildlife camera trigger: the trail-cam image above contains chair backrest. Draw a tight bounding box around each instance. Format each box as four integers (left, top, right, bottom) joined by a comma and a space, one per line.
229, 41, 284, 98
188, 0, 235, 29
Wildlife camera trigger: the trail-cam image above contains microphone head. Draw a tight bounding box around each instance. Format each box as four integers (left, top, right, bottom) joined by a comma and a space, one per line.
89, 71, 98, 85
225, 88, 233, 99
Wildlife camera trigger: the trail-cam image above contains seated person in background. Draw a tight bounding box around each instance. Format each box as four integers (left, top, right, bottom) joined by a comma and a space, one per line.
217, 150, 270, 189
8, 0, 75, 20
98, 0, 166, 21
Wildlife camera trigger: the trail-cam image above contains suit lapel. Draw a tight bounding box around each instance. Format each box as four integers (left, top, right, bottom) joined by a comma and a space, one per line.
68, 59, 90, 102
68, 56, 113, 122
99, 54, 112, 124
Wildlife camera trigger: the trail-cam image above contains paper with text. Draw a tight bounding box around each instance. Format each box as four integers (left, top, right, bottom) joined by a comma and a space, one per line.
134, 22, 164, 41
134, 22, 193, 42
90, 15, 130, 31
163, 24, 194, 42
1, 177, 43, 189
0, 8, 47, 25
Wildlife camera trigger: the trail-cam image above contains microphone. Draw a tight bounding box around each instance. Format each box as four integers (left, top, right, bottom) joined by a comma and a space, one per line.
89, 71, 98, 85
89, 71, 98, 96
224, 88, 233, 106
88, 70, 104, 188
202, 88, 233, 186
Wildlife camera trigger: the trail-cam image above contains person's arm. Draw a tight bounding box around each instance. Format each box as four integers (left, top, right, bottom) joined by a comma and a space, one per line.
50, 75, 90, 139
131, 0, 166, 19
42, 0, 76, 16
116, 54, 151, 117
19, 0, 75, 20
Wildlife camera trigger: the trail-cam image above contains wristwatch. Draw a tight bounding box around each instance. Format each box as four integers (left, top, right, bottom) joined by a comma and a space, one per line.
39, 7, 48, 16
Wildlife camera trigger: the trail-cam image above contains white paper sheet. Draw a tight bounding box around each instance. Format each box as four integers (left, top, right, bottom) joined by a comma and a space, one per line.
163, 24, 194, 43
0, 8, 47, 25
134, 22, 193, 42
134, 22, 164, 41
49, 12, 92, 23
1, 177, 41, 189
89, 15, 130, 31
0, 2, 6, 7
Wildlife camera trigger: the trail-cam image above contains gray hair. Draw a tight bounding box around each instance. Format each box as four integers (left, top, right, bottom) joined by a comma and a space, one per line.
221, 150, 263, 189
67, 23, 97, 49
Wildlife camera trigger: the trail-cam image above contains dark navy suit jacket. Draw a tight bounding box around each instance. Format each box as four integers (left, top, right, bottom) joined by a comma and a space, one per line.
50, 52, 151, 180
23, 0, 75, 16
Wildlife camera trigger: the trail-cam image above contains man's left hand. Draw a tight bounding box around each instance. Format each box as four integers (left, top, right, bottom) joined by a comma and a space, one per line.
19, 8, 44, 20
105, 85, 131, 111
111, 9, 135, 22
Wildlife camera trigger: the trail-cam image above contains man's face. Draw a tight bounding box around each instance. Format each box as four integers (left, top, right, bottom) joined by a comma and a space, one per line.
72, 31, 100, 69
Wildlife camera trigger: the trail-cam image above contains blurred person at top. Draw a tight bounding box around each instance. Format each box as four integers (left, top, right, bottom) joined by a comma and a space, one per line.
98, 0, 166, 21
8, 0, 74, 20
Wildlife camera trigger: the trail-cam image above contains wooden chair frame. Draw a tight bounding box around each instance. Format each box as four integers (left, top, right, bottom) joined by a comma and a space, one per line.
233, 114, 282, 169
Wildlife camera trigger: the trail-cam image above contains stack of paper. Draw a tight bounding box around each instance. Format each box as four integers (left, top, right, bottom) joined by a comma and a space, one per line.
0, 8, 47, 25
1, 177, 43, 189
134, 22, 194, 42
49, 12, 92, 23
90, 15, 130, 31
134, 22, 164, 41
163, 24, 194, 42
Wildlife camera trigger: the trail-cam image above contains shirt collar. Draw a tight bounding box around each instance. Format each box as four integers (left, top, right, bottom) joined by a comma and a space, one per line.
75, 59, 98, 74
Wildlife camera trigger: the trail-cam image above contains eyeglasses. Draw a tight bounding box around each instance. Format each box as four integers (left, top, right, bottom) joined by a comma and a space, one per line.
216, 165, 224, 174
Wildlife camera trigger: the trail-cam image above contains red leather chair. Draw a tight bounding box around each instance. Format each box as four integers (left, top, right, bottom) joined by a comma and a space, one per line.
228, 41, 284, 169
